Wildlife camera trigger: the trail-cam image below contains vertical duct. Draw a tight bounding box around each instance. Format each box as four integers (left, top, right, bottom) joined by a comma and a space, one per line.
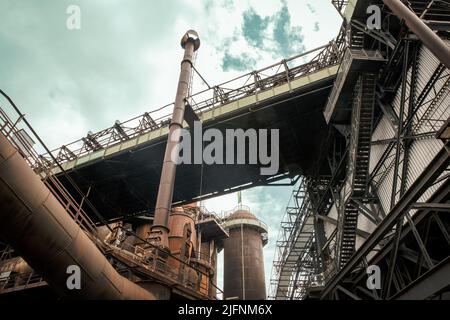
151, 30, 200, 250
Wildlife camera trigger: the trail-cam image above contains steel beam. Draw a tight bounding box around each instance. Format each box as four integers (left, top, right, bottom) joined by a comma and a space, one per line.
432, 213, 450, 247
321, 142, 450, 299
336, 285, 362, 300
351, 181, 450, 286
393, 256, 450, 300
383, 0, 450, 69
412, 203, 450, 211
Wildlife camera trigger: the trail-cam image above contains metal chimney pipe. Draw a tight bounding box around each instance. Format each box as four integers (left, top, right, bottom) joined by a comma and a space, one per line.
383, 0, 450, 69
151, 30, 200, 250
0, 132, 156, 300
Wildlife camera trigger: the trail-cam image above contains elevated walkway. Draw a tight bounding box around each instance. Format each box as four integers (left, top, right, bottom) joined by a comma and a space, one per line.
37, 44, 343, 221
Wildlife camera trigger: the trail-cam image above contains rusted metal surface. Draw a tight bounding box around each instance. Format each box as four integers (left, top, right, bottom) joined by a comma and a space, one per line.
0, 132, 156, 300
151, 30, 200, 249
168, 207, 197, 259
383, 0, 450, 69
198, 241, 218, 299
107, 241, 210, 299
223, 210, 267, 300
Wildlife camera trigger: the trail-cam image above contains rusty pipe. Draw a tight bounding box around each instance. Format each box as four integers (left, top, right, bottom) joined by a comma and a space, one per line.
383, 0, 450, 69
151, 30, 200, 249
0, 132, 156, 300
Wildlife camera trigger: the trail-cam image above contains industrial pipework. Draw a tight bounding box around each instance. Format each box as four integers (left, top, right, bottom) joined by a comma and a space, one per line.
383, 0, 450, 69
151, 30, 200, 250
0, 132, 156, 299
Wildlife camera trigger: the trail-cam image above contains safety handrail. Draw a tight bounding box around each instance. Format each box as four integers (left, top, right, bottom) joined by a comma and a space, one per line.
36, 41, 344, 169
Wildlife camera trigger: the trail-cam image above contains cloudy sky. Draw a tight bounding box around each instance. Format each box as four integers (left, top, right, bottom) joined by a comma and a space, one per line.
0, 0, 341, 296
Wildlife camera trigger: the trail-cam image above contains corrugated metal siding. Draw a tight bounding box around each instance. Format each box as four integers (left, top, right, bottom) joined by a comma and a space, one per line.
369, 116, 395, 173
414, 45, 441, 106
355, 211, 377, 251
414, 42, 450, 135
324, 41, 449, 257
357, 211, 377, 234
324, 204, 338, 240
369, 42, 449, 213
376, 156, 396, 214
406, 138, 444, 202
414, 73, 450, 135
406, 42, 448, 202
392, 67, 412, 118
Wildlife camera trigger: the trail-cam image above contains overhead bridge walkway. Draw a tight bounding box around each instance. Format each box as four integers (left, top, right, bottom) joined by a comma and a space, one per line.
35, 43, 345, 222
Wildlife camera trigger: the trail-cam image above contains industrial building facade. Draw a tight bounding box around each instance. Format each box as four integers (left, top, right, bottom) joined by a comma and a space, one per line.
270, 0, 450, 300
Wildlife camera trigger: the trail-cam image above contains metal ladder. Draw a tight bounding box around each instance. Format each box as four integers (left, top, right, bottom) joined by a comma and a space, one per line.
350, 28, 365, 50
353, 74, 376, 196
339, 203, 359, 269
339, 74, 376, 269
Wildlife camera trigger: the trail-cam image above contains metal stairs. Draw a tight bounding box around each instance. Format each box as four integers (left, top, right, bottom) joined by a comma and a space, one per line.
350, 28, 364, 50
339, 73, 376, 269
352, 74, 376, 196
339, 202, 359, 269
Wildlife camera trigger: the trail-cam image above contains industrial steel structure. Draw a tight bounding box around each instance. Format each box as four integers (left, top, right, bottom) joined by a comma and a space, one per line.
270, 0, 450, 300
1, 0, 450, 300
0, 31, 232, 300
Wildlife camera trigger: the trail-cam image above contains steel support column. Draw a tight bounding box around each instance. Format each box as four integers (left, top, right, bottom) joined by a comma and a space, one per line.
383, 0, 450, 69
321, 141, 450, 299
393, 257, 450, 300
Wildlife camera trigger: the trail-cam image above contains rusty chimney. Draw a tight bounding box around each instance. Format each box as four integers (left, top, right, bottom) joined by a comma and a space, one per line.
150, 30, 200, 250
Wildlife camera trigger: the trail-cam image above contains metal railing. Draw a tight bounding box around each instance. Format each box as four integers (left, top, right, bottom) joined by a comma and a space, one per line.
269, 175, 336, 299
35, 41, 345, 171
110, 241, 211, 297
219, 204, 251, 220
0, 271, 45, 292
0, 94, 99, 238
269, 178, 312, 299
190, 250, 212, 265
324, 48, 385, 122
332, 0, 349, 16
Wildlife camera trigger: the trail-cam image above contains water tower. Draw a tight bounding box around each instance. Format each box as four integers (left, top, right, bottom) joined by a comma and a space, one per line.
221, 205, 268, 300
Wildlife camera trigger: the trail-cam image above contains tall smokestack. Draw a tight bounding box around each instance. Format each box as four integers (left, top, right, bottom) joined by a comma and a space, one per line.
151, 30, 200, 250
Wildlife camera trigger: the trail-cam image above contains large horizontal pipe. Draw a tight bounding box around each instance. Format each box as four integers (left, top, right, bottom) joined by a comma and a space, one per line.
383, 0, 450, 69
0, 132, 155, 299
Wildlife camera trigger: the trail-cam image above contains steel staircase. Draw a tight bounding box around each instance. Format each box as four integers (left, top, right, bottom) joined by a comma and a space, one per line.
352, 74, 376, 196
350, 28, 365, 50
339, 202, 359, 269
